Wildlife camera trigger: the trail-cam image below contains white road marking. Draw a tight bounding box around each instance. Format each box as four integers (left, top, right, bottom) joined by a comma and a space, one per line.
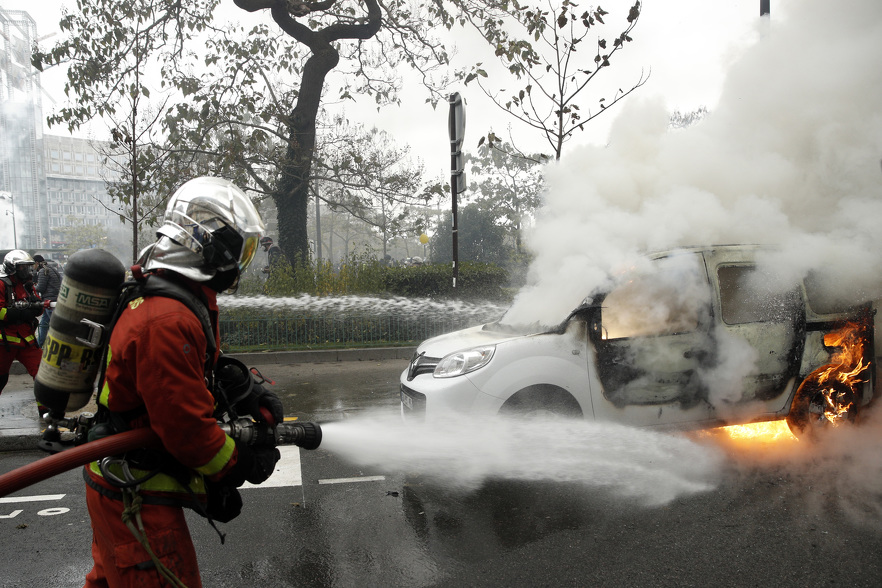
240, 445, 302, 489
318, 476, 386, 485
37, 508, 70, 516
0, 494, 66, 504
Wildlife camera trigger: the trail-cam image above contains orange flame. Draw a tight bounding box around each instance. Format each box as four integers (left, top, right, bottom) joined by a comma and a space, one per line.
711, 421, 798, 444
703, 321, 870, 445
814, 321, 869, 424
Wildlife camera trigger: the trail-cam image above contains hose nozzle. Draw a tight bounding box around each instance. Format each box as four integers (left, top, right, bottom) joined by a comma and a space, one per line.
276, 421, 322, 450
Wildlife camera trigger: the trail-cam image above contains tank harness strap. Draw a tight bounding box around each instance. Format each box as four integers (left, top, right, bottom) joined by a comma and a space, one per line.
82, 468, 184, 508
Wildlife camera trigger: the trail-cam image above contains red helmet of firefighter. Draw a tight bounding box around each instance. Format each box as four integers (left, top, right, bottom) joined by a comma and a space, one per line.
84, 177, 282, 588
0, 249, 45, 401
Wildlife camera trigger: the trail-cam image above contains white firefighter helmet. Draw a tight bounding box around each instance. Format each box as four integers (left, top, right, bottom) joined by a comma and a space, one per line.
2, 249, 35, 280
141, 177, 266, 283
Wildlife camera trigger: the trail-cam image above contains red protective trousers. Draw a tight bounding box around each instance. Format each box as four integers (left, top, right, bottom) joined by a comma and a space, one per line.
0, 344, 41, 386
84, 483, 203, 588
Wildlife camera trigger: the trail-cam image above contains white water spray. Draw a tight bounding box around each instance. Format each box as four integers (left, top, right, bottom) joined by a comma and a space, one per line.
320, 413, 725, 506
219, 293, 506, 324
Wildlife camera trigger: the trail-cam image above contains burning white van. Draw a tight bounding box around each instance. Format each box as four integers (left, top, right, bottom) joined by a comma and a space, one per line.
400, 245, 879, 439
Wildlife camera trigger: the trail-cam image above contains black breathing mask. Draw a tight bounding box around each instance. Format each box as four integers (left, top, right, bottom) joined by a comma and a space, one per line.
15, 265, 33, 281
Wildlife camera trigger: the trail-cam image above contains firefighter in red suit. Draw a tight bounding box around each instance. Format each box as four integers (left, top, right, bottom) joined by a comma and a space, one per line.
84, 177, 282, 588
0, 250, 46, 397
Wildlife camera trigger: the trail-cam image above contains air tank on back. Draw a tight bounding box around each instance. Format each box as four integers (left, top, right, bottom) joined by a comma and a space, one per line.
34, 249, 126, 417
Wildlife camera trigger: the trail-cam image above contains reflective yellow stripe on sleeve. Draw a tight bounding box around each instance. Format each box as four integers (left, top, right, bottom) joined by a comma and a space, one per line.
0, 308, 6, 320
195, 434, 236, 477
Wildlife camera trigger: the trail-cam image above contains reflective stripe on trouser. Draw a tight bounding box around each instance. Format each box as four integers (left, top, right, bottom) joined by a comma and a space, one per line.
84, 482, 203, 588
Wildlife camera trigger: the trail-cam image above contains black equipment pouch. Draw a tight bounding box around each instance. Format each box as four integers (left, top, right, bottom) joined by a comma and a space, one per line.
200, 480, 243, 523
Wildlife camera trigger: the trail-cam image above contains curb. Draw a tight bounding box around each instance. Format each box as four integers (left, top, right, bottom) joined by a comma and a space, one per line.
0, 430, 48, 452
0, 347, 416, 454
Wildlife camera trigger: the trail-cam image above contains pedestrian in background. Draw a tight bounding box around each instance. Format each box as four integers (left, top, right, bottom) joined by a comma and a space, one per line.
259, 236, 286, 276
33, 254, 62, 347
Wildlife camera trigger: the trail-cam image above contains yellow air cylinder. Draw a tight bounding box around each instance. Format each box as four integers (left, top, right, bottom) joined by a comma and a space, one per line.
34, 249, 126, 417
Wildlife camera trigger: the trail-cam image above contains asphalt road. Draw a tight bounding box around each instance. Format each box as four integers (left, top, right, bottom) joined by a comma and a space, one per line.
3, 357, 882, 587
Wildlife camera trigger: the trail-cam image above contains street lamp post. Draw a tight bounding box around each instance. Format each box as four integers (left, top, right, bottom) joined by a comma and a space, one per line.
0, 192, 15, 249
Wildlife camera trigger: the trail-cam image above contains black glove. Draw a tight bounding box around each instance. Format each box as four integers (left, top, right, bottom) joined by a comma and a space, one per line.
216, 356, 285, 424
4, 303, 40, 323
225, 440, 281, 487
245, 384, 285, 425
3, 306, 26, 323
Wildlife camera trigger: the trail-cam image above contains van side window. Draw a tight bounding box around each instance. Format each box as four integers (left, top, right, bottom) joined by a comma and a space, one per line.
718, 266, 799, 324
602, 254, 708, 339
804, 271, 860, 315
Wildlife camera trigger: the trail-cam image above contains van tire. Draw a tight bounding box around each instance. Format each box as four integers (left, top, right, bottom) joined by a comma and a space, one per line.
785, 379, 859, 440
499, 385, 583, 419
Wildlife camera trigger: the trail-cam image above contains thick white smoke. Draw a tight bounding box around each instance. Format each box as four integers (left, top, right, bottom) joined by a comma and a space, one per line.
505, 0, 882, 327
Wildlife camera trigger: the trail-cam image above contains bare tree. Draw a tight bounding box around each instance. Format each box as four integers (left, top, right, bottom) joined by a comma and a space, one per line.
445, 0, 647, 160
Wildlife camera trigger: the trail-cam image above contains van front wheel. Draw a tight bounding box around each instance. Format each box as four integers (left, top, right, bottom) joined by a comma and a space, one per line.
499, 385, 583, 419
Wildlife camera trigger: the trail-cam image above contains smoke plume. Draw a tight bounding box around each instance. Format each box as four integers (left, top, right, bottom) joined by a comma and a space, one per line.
505, 0, 882, 326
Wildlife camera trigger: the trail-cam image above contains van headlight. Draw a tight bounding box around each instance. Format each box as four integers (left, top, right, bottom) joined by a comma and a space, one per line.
434, 345, 496, 378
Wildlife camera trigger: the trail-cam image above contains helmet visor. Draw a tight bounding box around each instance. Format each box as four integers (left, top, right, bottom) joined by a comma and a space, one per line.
240, 234, 259, 272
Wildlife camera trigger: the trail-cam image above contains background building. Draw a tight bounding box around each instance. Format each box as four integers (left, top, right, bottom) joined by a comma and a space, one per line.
0, 8, 45, 251
43, 134, 123, 252
0, 6, 124, 261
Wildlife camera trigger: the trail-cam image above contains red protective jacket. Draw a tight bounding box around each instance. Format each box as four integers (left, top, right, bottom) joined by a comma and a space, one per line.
0, 276, 41, 347
86, 277, 238, 502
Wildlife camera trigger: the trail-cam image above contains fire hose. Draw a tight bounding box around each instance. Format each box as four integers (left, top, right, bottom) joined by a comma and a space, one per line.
0, 417, 322, 499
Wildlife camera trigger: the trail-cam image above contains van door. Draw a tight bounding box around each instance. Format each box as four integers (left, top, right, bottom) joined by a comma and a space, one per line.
703, 250, 805, 405
593, 252, 714, 408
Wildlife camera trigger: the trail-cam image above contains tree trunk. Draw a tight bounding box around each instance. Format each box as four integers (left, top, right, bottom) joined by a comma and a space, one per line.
272, 44, 339, 266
